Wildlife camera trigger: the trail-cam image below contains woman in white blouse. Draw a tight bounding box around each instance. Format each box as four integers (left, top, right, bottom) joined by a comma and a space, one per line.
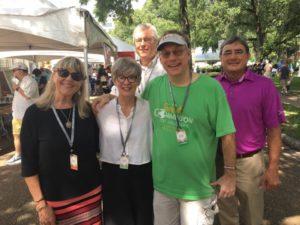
96, 57, 153, 225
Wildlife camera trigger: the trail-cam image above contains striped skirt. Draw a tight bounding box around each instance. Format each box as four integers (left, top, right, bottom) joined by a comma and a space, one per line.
47, 186, 102, 225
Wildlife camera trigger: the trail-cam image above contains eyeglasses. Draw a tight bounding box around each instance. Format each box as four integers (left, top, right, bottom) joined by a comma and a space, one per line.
221, 49, 246, 57
116, 75, 138, 83
134, 37, 155, 44
159, 47, 187, 59
56, 69, 83, 81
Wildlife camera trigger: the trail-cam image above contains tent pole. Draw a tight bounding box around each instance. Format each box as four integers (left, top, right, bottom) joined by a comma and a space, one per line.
83, 47, 89, 100
83, 9, 90, 100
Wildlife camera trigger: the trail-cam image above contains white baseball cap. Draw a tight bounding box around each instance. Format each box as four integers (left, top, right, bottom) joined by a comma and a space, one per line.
157, 33, 188, 50
12, 62, 28, 71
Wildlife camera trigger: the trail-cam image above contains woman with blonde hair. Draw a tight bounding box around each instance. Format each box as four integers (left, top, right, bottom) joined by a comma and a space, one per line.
21, 57, 102, 225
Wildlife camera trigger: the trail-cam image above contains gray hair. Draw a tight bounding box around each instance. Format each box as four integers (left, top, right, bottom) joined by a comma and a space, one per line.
112, 58, 142, 84
133, 23, 158, 42
36, 57, 90, 119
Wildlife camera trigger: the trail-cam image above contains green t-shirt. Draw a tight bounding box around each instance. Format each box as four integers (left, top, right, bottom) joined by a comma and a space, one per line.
143, 74, 235, 200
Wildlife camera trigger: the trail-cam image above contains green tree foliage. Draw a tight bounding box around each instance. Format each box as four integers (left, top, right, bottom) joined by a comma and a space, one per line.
189, 0, 300, 59
80, 0, 300, 60
79, 0, 135, 23
110, 0, 180, 44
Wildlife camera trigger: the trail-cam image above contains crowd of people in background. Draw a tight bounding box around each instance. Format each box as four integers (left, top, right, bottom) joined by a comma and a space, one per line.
89, 64, 113, 96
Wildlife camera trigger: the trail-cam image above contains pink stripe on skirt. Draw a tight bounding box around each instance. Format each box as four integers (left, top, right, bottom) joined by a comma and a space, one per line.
47, 186, 102, 225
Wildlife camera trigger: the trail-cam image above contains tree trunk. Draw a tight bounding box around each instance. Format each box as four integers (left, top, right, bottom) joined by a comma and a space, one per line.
251, 0, 265, 60
179, 0, 190, 39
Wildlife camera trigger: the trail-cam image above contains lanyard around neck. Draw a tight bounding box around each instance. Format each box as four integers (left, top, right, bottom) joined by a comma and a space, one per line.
51, 104, 75, 151
168, 74, 192, 130
116, 98, 137, 156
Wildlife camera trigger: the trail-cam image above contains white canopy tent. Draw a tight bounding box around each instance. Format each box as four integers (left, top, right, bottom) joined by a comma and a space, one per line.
0, 50, 105, 64
0, 2, 117, 55
0, 0, 117, 97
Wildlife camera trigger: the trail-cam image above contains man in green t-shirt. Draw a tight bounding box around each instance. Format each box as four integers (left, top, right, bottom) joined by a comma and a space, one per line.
92, 29, 237, 225
142, 30, 236, 225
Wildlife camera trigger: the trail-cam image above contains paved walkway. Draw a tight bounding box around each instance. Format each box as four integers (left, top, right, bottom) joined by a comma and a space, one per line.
281, 93, 300, 108
1, 146, 300, 225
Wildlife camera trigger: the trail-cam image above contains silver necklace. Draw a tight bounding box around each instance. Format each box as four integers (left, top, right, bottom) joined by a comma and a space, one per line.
59, 108, 72, 128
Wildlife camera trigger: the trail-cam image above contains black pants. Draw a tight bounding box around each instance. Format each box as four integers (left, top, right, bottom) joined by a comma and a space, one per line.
102, 162, 153, 225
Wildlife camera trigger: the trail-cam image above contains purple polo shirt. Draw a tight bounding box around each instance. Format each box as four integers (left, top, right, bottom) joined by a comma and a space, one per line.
216, 69, 286, 154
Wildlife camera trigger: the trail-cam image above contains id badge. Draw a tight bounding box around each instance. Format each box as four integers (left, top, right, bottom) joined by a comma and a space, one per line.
70, 153, 78, 171
176, 129, 187, 144
119, 155, 129, 170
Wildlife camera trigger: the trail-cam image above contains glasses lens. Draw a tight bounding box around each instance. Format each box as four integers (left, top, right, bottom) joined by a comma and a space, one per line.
57, 69, 82, 81
58, 69, 69, 78
160, 48, 186, 58
70, 72, 82, 81
117, 75, 137, 83
135, 37, 153, 43
128, 76, 138, 82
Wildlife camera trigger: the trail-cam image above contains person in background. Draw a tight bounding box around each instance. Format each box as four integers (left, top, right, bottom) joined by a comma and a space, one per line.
21, 57, 102, 225
215, 36, 286, 225
32, 68, 47, 95
279, 60, 290, 95
6, 62, 39, 165
97, 57, 153, 225
143, 30, 236, 225
264, 59, 272, 78
109, 23, 165, 97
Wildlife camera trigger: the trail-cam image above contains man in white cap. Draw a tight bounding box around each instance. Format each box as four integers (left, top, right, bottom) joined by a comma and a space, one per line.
142, 30, 237, 225
7, 62, 39, 165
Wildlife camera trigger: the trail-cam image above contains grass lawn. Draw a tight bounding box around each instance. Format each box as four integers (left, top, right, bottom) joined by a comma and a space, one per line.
282, 103, 300, 140
273, 73, 300, 140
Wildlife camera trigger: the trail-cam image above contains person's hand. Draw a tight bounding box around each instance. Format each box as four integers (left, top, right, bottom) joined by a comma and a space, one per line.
12, 83, 18, 91
259, 166, 280, 191
91, 94, 115, 114
37, 205, 56, 225
211, 171, 236, 198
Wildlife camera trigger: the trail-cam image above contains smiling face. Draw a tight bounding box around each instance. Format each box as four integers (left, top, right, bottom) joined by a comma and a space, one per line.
134, 28, 158, 65
159, 43, 190, 79
53, 68, 83, 100
220, 41, 250, 79
12, 69, 26, 80
114, 73, 139, 98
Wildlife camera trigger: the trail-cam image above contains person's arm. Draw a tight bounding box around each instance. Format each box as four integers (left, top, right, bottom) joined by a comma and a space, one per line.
211, 133, 236, 198
260, 125, 281, 190
14, 85, 31, 100
91, 93, 116, 114
24, 175, 56, 225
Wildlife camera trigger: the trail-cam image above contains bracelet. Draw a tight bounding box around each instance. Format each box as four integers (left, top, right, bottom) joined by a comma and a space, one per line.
36, 204, 48, 212
36, 201, 48, 212
34, 197, 44, 203
224, 165, 236, 170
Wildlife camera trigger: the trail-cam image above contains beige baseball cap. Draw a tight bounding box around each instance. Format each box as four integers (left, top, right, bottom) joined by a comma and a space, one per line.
157, 34, 188, 50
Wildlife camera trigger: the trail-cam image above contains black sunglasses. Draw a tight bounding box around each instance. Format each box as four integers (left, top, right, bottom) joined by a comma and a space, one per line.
56, 69, 83, 81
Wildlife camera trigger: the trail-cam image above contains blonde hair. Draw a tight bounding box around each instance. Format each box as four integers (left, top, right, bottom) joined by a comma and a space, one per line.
35, 57, 90, 119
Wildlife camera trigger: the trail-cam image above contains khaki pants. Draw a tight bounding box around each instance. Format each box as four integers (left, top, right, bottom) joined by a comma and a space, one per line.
216, 151, 265, 225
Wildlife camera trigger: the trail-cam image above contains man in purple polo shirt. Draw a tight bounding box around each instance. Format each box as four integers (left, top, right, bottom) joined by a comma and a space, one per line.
215, 36, 286, 225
